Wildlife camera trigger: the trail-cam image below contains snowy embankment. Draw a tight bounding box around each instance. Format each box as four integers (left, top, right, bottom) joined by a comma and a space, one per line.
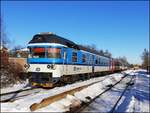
0, 71, 125, 112
1, 79, 30, 94
1, 69, 149, 112
124, 69, 150, 112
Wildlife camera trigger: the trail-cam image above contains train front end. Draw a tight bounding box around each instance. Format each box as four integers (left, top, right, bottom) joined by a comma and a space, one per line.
25, 34, 65, 87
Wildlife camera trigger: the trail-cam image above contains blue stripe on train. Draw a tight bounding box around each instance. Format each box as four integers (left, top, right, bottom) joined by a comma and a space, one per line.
27, 58, 63, 63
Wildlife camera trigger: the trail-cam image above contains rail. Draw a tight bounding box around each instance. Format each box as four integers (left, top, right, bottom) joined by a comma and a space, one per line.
29, 75, 115, 111
110, 74, 135, 113
72, 72, 135, 113
30, 72, 128, 111
0, 87, 41, 102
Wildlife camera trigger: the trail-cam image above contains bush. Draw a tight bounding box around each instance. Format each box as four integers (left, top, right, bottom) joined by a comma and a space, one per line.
0, 62, 24, 88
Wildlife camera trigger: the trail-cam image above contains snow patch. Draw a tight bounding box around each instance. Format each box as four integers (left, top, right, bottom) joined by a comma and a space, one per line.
1, 69, 149, 112
1, 79, 30, 94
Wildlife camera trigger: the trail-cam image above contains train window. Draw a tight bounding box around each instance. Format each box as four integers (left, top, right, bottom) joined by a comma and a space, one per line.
86, 55, 89, 64
72, 52, 77, 62
105, 61, 107, 66
82, 54, 86, 63
90, 55, 93, 64
102, 62, 104, 66
107, 61, 109, 66
47, 48, 61, 58
95, 57, 98, 64
99, 58, 101, 64
99, 59, 101, 64
31, 47, 45, 58
101, 59, 103, 65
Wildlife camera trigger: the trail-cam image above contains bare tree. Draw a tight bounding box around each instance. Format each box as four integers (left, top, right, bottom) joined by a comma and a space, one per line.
9, 45, 25, 57
117, 56, 129, 66
104, 49, 112, 58
0, 16, 10, 48
141, 48, 150, 69
98, 49, 104, 56
0, 16, 25, 88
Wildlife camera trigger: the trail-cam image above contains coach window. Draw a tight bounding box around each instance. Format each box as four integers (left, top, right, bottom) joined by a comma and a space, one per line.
107, 61, 109, 66
90, 55, 93, 64
99, 58, 101, 64
96, 57, 98, 64
82, 54, 86, 63
99, 58, 101, 65
102, 60, 104, 66
105, 61, 107, 66
104, 61, 106, 66
103, 60, 105, 65
72, 52, 77, 62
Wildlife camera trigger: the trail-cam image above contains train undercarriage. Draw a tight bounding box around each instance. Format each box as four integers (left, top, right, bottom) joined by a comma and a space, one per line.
28, 70, 122, 88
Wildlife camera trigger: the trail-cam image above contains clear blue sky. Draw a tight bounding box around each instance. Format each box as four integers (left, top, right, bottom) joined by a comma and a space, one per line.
1, 1, 149, 64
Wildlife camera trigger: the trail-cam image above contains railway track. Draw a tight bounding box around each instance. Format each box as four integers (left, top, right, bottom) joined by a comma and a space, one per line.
1, 71, 119, 103
74, 71, 135, 113
110, 77, 135, 113
0, 87, 43, 102
29, 75, 113, 111
1, 71, 130, 112
0, 75, 109, 103
29, 72, 128, 111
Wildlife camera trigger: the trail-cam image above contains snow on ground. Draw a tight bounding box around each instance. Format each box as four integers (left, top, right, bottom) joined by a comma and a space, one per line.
110, 69, 149, 112
123, 69, 150, 112
1, 69, 149, 112
1, 79, 30, 94
80, 75, 132, 112
1, 72, 122, 112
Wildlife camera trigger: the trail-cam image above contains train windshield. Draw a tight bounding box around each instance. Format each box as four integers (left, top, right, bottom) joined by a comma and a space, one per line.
29, 47, 61, 58
30, 47, 45, 58
47, 48, 61, 58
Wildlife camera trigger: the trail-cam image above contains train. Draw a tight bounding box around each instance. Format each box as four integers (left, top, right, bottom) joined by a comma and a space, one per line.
24, 32, 127, 87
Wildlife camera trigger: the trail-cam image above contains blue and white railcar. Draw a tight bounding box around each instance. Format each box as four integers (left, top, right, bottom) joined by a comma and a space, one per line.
25, 32, 111, 87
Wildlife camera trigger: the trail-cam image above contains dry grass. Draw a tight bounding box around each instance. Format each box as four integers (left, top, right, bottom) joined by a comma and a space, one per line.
1, 58, 26, 88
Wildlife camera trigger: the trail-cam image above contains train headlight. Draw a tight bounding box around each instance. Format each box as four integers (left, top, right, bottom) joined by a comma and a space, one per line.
47, 64, 56, 70
47, 64, 51, 69
24, 64, 30, 69
51, 64, 56, 70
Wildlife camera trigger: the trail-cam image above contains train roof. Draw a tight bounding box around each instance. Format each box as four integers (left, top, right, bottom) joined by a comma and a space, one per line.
78, 45, 109, 58
28, 33, 79, 49
28, 33, 111, 58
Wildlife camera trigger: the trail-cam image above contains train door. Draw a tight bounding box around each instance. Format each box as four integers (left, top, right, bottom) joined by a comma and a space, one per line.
92, 55, 95, 75
109, 59, 111, 72
63, 48, 67, 74
110, 59, 114, 73
113, 59, 115, 72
